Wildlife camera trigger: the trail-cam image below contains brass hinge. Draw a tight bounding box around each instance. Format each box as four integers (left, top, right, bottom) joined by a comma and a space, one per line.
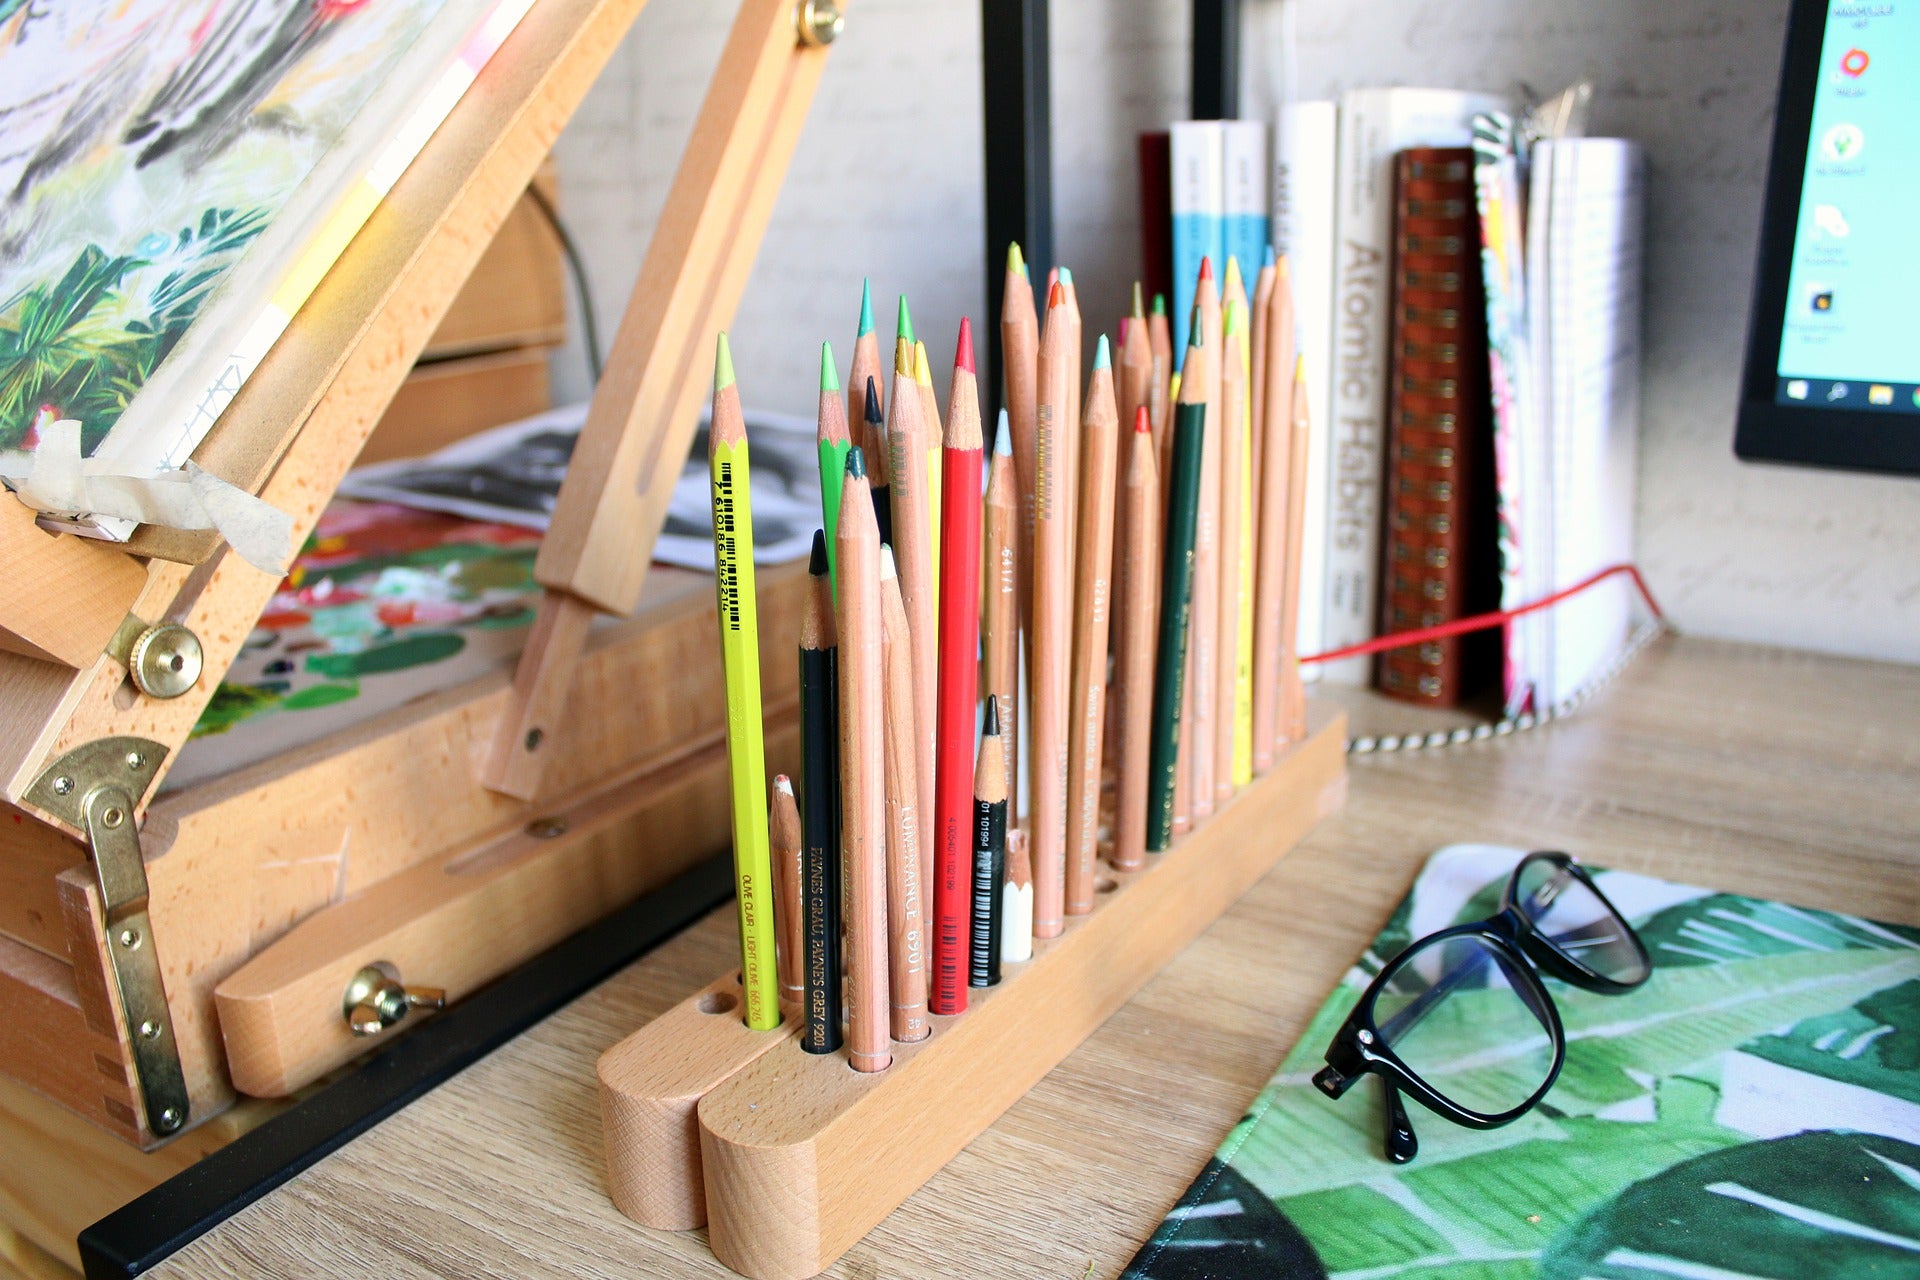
27, 737, 189, 1137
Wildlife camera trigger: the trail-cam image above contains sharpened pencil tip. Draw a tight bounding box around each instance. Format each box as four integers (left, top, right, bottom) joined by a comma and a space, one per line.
1093, 333, 1111, 371
713, 332, 734, 391
1134, 404, 1152, 434
1059, 266, 1073, 285
896, 294, 914, 346
1189, 306, 1204, 346
1224, 255, 1243, 293
994, 408, 1012, 456
914, 340, 933, 386
858, 279, 874, 336
820, 340, 838, 392
1152, 292, 1167, 317
1223, 300, 1242, 338
809, 528, 828, 574
895, 336, 915, 377
1198, 256, 1212, 283
864, 376, 882, 425
1132, 281, 1146, 318
880, 543, 897, 579
956, 317, 974, 374
1048, 281, 1065, 308
1007, 242, 1026, 278
774, 774, 793, 796
847, 445, 866, 478
984, 695, 1000, 737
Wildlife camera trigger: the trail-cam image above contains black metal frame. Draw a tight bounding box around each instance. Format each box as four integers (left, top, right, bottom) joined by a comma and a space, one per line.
1191, 0, 1241, 120
77, 855, 734, 1278
980, 0, 1052, 412
1312, 853, 1651, 1164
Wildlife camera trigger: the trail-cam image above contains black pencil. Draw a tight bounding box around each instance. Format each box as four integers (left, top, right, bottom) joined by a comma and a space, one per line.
970, 697, 1008, 988
800, 530, 844, 1053
864, 376, 893, 546
1147, 318, 1208, 851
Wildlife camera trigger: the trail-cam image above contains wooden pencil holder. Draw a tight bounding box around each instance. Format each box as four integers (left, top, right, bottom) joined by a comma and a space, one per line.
594, 709, 1346, 1278
598, 972, 800, 1229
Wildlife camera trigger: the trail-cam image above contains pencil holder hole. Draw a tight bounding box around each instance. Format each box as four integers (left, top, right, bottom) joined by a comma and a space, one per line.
1095, 877, 1118, 895
697, 991, 739, 1016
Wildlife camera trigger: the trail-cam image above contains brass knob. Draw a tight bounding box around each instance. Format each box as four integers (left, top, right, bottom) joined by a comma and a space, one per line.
796, 0, 842, 47
128, 623, 204, 699
342, 963, 446, 1037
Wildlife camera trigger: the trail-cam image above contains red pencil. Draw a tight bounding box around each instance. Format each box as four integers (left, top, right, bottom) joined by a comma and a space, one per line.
931, 319, 984, 1015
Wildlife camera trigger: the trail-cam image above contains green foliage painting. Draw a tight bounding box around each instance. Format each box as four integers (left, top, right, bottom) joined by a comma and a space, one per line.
1127, 845, 1920, 1280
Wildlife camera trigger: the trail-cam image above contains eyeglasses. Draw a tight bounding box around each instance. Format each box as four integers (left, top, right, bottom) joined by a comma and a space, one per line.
1312, 851, 1651, 1163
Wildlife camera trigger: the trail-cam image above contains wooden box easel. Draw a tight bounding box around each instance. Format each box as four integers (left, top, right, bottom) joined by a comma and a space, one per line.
0, 0, 846, 1177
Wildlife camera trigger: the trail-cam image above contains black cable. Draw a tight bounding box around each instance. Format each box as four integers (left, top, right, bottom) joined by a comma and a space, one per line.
524, 181, 605, 386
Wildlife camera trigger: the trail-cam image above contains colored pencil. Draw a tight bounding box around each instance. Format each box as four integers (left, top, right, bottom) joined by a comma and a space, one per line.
970, 697, 1008, 988
708, 333, 779, 1030
1065, 336, 1119, 915
1148, 322, 1208, 851
1187, 258, 1223, 824
931, 320, 983, 1015
1001, 243, 1040, 681
836, 448, 890, 1072
1059, 266, 1084, 564
817, 342, 850, 596
1111, 405, 1161, 870
886, 322, 938, 902
849, 278, 882, 448
1001, 828, 1033, 964
1030, 281, 1072, 939
879, 546, 928, 1043
799, 532, 843, 1053
1216, 287, 1247, 799
914, 339, 944, 622
1149, 292, 1173, 474
1249, 246, 1277, 502
981, 410, 1020, 834
1253, 266, 1299, 771
864, 376, 892, 545
1281, 357, 1313, 745
1114, 284, 1153, 649
771, 775, 803, 1011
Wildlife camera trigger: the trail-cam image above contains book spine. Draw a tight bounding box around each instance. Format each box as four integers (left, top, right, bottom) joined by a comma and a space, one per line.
1222, 120, 1270, 282
1171, 121, 1225, 352
1273, 101, 1336, 680
1377, 148, 1492, 707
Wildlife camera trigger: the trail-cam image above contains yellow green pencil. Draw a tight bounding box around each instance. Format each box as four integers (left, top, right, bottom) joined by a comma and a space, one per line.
709, 332, 779, 1030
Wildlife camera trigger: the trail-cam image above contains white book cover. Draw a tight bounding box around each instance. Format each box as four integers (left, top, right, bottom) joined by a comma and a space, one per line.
1536, 138, 1645, 706
1170, 121, 1226, 352
1221, 120, 1271, 286
1272, 100, 1336, 677
1324, 87, 1504, 683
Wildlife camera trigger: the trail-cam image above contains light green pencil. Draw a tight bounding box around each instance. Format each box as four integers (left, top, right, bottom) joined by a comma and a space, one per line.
817, 340, 850, 595
710, 333, 780, 1030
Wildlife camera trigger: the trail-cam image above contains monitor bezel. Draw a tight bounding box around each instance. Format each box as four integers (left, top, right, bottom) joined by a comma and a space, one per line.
1734, 0, 1920, 476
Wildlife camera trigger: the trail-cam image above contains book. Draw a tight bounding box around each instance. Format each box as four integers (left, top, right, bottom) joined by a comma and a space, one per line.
1376, 147, 1497, 706
1271, 100, 1336, 679
1324, 87, 1503, 683
1170, 122, 1226, 353
0, 0, 534, 539
1220, 121, 1271, 286
1129, 843, 1920, 1279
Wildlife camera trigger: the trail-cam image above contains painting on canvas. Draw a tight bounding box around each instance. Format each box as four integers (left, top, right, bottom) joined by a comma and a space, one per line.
0, 0, 465, 463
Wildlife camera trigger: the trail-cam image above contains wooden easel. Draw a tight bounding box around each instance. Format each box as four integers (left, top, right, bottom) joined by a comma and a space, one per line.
0, 0, 845, 1153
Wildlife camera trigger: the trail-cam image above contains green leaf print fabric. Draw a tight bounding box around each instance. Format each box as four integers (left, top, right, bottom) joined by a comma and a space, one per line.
1126, 844, 1920, 1280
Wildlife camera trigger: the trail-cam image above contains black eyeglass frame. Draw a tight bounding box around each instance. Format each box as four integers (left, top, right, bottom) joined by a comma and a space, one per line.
1311, 851, 1651, 1160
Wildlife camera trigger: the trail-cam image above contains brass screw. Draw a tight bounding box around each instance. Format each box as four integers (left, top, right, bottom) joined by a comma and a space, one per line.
139, 1019, 162, 1040
126, 751, 145, 771
157, 1107, 182, 1132
119, 928, 142, 950
129, 623, 204, 699
52, 776, 73, 796
796, 0, 842, 47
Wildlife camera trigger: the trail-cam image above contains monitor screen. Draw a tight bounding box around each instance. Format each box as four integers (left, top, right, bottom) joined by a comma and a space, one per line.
1736, 0, 1920, 473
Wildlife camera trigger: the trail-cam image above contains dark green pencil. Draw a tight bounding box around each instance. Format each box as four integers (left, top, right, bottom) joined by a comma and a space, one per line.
1146, 320, 1209, 851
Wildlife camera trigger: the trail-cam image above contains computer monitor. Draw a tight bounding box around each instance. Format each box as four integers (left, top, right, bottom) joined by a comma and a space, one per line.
1735, 0, 1920, 475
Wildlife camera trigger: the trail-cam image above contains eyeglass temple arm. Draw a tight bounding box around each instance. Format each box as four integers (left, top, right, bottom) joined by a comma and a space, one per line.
1382, 1080, 1418, 1163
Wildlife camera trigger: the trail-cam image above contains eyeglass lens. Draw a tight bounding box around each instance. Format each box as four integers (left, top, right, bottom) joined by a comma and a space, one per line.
1374, 934, 1557, 1116
1512, 858, 1650, 985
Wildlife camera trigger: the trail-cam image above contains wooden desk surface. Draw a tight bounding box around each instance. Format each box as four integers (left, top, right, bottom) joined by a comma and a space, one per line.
151, 636, 1920, 1278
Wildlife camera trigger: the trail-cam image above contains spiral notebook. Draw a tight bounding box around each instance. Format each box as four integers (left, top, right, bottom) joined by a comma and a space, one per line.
1126, 844, 1920, 1279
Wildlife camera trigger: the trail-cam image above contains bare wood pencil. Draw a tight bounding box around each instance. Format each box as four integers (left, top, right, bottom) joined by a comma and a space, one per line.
1001, 243, 1040, 686
835, 450, 890, 1072
1065, 337, 1119, 914
879, 547, 928, 1043
981, 412, 1020, 834
1252, 267, 1299, 771
771, 775, 804, 1012
1111, 405, 1161, 870
1060, 267, 1084, 567
886, 337, 938, 900
1030, 281, 1072, 938
1215, 289, 1247, 802
1280, 359, 1313, 745
1186, 260, 1223, 824
1248, 249, 1277, 508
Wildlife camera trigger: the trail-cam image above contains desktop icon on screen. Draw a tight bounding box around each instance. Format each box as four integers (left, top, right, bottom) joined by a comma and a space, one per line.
1870, 385, 1894, 405
1787, 380, 1810, 400
1841, 47, 1870, 77
1810, 288, 1835, 313
1828, 383, 1851, 402
1822, 124, 1866, 161
1813, 204, 1850, 238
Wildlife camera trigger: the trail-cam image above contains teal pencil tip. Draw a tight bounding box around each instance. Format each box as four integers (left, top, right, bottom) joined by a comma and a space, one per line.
1093, 333, 1111, 371
896, 294, 914, 346
993, 408, 1012, 456
714, 332, 735, 391
1152, 292, 1167, 317
846, 445, 866, 479
858, 279, 874, 337
1059, 266, 1073, 285
820, 340, 839, 392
